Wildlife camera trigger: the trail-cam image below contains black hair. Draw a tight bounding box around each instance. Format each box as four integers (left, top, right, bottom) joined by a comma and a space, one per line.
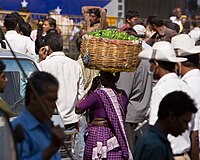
19, 22, 32, 36
100, 71, 120, 83
10, 12, 25, 25
0, 60, 6, 74
89, 8, 101, 18
37, 19, 44, 38
195, 39, 200, 46
25, 71, 59, 106
146, 16, 156, 25
157, 61, 176, 72
190, 21, 198, 28
147, 16, 164, 27
44, 32, 63, 52
35, 19, 45, 54
165, 21, 180, 33
181, 54, 199, 68
19, 7, 30, 12
158, 91, 197, 120
4, 14, 18, 30
125, 10, 139, 20
44, 18, 56, 29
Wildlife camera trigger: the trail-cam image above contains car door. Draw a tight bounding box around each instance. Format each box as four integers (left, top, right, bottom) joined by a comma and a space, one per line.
0, 108, 17, 160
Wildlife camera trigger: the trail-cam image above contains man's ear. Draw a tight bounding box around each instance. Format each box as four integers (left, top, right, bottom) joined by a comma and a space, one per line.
168, 111, 176, 123
19, 31, 23, 35
47, 46, 53, 55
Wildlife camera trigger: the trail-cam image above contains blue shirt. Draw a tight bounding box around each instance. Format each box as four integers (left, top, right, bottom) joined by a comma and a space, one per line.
11, 109, 61, 160
134, 125, 174, 160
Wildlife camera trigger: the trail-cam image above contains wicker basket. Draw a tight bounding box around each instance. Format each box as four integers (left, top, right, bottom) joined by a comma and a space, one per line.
81, 36, 142, 72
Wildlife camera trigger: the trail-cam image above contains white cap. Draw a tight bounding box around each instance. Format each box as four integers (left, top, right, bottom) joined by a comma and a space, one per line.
171, 34, 200, 56
133, 24, 146, 35
139, 41, 187, 62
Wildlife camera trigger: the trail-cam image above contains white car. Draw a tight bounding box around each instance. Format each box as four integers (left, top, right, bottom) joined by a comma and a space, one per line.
1, 49, 63, 126
0, 49, 39, 114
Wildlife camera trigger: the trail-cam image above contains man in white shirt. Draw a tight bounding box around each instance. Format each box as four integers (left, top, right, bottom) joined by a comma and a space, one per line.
38, 32, 84, 129
139, 41, 198, 160
38, 32, 84, 159
188, 22, 200, 43
172, 34, 200, 160
4, 13, 36, 57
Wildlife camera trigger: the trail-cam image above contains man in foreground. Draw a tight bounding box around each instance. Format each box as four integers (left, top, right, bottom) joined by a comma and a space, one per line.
134, 91, 197, 160
171, 34, 200, 160
11, 71, 66, 160
139, 41, 198, 159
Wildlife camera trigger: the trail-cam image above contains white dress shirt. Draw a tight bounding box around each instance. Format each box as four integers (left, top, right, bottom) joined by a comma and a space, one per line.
182, 69, 200, 110
149, 72, 197, 154
5, 30, 36, 57
181, 69, 200, 148
39, 51, 84, 125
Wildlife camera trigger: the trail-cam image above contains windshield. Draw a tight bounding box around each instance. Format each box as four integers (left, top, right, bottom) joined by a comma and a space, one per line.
0, 58, 38, 114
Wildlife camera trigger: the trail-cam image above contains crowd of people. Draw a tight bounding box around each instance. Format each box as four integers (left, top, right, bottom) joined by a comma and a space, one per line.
0, 4, 200, 160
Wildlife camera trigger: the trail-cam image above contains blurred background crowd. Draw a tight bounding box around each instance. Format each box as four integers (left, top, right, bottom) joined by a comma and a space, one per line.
0, 0, 200, 60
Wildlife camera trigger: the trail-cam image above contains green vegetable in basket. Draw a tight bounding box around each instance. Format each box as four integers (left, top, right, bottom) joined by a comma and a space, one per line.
101, 29, 113, 39
94, 33, 101, 37
128, 35, 137, 40
115, 32, 128, 40
87, 29, 140, 41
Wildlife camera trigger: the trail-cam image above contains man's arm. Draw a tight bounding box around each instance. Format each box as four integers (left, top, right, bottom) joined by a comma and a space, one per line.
99, 8, 108, 29
77, 66, 85, 100
82, 6, 100, 13
12, 120, 65, 160
149, 90, 162, 125
26, 38, 36, 57
42, 126, 65, 160
16, 126, 65, 160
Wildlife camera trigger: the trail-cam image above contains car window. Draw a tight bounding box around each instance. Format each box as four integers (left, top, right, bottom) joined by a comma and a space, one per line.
3, 58, 37, 74
0, 59, 38, 114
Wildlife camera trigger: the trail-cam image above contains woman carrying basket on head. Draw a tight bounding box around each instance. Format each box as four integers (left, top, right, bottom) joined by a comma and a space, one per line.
82, 6, 108, 32
75, 71, 133, 160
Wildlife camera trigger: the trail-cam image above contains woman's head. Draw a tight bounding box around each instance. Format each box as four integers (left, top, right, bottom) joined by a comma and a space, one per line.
42, 18, 56, 33
89, 8, 101, 18
89, 8, 101, 26
100, 71, 120, 86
